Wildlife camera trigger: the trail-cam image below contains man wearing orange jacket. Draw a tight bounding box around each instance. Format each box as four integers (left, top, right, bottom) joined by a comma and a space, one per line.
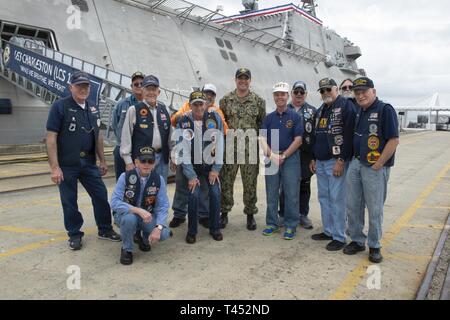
169, 84, 229, 228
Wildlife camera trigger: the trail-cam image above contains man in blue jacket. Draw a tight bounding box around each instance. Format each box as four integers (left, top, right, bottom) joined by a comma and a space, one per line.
310, 78, 357, 251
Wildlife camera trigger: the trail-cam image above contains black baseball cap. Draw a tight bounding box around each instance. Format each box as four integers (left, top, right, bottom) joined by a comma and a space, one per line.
292, 81, 307, 91
131, 71, 145, 81
137, 146, 156, 162
352, 77, 375, 90
70, 71, 90, 85
317, 78, 337, 91
189, 90, 206, 104
235, 68, 251, 79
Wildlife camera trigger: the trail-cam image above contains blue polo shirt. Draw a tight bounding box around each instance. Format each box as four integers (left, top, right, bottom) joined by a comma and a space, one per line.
46, 97, 95, 153
353, 98, 399, 157
262, 108, 303, 153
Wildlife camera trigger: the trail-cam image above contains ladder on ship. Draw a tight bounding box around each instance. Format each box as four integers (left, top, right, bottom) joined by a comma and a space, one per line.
0, 38, 188, 142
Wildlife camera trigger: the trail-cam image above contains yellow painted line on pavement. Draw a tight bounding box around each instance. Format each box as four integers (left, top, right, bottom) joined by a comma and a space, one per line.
0, 226, 64, 235
329, 161, 450, 300
0, 228, 97, 259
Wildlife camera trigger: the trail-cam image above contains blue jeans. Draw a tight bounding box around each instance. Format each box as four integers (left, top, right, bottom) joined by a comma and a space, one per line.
316, 159, 347, 243
346, 158, 391, 249
187, 166, 221, 235
114, 213, 171, 252
265, 152, 301, 230
172, 166, 209, 219
113, 146, 126, 181
155, 153, 168, 183
59, 158, 113, 238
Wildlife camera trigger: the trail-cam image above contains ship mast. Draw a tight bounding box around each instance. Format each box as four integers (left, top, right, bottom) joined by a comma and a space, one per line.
299, 0, 318, 18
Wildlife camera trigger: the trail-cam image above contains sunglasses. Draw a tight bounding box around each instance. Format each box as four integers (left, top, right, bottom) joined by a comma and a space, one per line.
293, 90, 305, 96
319, 88, 332, 94
341, 86, 353, 91
133, 82, 143, 88
139, 159, 155, 164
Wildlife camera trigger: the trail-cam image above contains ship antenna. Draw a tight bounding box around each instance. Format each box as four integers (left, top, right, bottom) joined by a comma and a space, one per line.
299, 0, 318, 18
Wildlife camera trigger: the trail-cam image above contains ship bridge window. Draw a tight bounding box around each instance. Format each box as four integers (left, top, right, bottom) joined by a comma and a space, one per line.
215, 37, 225, 48
229, 52, 238, 62
220, 50, 229, 60
275, 55, 283, 67
71, 0, 89, 12
0, 20, 58, 50
224, 40, 233, 50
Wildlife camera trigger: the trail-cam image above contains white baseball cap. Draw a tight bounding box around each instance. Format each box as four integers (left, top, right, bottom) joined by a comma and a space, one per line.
202, 83, 217, 95
273, 82, 290, 93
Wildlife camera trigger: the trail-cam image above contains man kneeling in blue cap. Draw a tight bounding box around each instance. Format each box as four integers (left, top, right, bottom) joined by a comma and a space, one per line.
111, 146, 172, 265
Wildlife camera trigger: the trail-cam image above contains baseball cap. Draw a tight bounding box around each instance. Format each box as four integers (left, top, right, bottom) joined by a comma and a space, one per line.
70, 71, 90, 85
292, 81, 307, 92
235, 68, 251, 79
273, 82, 290, 93
131, 71, 145, 81
352, 77, 375, 90
137, 146, 156, 162
189, 90, 206, 104
317, 78, 337, 91
142, 75, 160, 88
202, 83, 217, 95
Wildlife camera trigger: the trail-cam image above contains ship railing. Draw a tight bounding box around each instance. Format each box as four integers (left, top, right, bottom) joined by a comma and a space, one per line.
0, 39, 188, 143
118, 0, 327, 64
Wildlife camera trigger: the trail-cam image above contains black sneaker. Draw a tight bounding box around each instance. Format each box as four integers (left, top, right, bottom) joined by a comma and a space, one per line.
186, 234, 196, 244
210, 231, 223, 241
69, 237, 82, 251
311, 232, 333, 241
98, 229, 121, 242
133, 231, 142, 244
120, 249, 133, 265
199, 217, 209, 229
369, 248, 383, 263
169, 217, 186, 228
220, 213, 228, 229
326, 240, 346, 251
343, 241, 366, 255
246, 214, 257, 231
138, 242, 151, 252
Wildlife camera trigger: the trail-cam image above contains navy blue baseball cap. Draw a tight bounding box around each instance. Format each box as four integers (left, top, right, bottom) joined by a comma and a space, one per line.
138, 146, 156, 161
352, 77, 375, 90
235, 68, 251, 79
142, 75, 160, 88
70, 71, 90, 85
292, 81, 307, 91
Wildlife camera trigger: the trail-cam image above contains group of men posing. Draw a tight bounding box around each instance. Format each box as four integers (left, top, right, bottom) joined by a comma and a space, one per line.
46, 68, 399, 266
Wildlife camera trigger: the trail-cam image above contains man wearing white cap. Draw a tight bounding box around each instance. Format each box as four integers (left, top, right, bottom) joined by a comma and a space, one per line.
259, 82, 303, 240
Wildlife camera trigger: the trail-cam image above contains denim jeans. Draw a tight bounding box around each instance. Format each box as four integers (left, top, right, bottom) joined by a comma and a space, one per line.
155, 153, 169, 183
346, 158, 391, 248
115, 212, 171, 252
59, 158, 113, 238
316, 158, 347, 243
113, 145, 126, 181
187, 166, 221, 236
172, 166, 209, 219
265, 152, 301, 230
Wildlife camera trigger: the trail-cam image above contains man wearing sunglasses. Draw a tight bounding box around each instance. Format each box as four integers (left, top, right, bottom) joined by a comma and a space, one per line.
111, 71, 144, 180
339, 79, 355, 100
111, 146, 172, 265
279, 81, 317, 230
310, 78, 356, 251
344, 77, 399, 263
46, 71, 121, 251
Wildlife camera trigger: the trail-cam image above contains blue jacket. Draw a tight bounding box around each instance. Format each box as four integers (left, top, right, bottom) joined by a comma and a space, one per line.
112, 94, 139, 146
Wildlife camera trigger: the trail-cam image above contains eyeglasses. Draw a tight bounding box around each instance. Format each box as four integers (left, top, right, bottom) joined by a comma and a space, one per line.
319, 88, 332, 94
341, 86, 353, 91
139, 159, 155, 164
133, 82, 143, 88
293, 90, 305, 96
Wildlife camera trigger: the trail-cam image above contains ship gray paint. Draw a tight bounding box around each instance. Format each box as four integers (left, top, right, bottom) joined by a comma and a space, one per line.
0, 0, 363, 144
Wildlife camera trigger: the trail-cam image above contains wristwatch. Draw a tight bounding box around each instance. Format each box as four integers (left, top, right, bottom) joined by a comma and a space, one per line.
155, 224, 163, 231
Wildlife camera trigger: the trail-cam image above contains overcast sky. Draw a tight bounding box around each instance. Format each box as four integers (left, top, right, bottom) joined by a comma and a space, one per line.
194, 0, 450, 106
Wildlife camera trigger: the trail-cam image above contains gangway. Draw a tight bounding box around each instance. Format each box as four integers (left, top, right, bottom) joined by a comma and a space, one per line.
0, 38, 188, 142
